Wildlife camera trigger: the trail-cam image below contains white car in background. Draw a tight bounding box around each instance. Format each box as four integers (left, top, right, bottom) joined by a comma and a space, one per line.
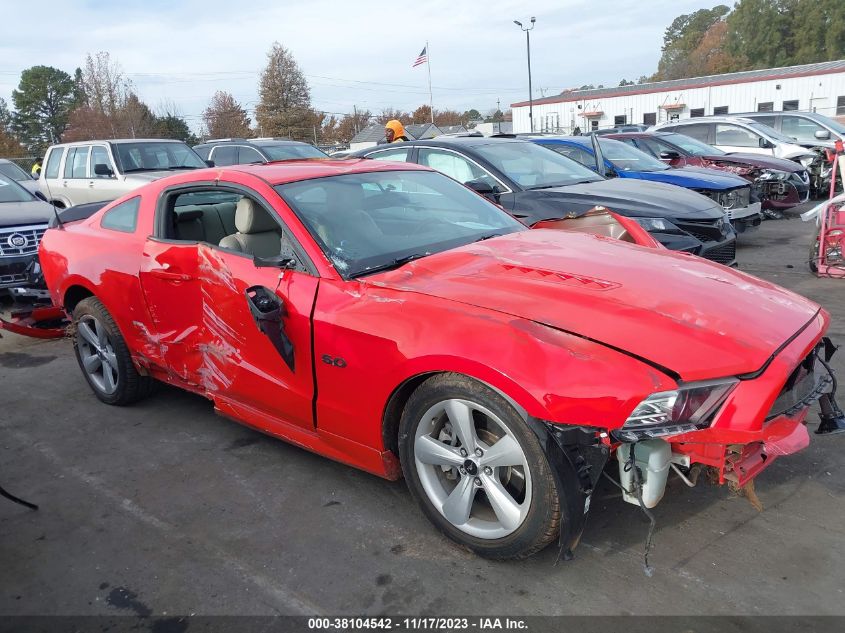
38, 139, 208, 208
652, 116, 815, 165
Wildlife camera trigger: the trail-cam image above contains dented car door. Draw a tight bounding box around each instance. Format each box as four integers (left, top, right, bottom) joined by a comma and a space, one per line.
196, 244, 318, 431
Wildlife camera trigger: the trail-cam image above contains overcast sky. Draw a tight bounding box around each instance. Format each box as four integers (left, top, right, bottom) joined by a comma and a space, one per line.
2, 0, 714, 129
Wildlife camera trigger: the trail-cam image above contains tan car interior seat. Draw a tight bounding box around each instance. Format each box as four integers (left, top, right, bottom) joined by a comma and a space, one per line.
218, 197, 282, 258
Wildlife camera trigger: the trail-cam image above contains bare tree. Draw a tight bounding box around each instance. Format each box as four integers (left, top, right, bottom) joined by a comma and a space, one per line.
378, 107, 412, 125
203, 91, 252, 139
255, 42, 314, 137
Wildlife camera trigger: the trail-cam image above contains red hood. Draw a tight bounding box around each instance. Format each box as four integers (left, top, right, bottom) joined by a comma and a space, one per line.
366, 230, 821, 381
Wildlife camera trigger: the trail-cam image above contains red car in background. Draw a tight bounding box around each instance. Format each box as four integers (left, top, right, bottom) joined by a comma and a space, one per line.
37, 160, 843, 560
609, 131, 811, 215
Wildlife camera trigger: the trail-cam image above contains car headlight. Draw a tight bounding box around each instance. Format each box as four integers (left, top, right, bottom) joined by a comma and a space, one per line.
614, 378, 739, 441
759, 169, 788, 181
798, 155, 815, 168
632, 217, 678, 232
720, 190, 740, 209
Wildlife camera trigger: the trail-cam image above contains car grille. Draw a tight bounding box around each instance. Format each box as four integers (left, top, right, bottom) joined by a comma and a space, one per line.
674, 218, 736, 264
0, 224, 48, 258
701, 240, 737, 265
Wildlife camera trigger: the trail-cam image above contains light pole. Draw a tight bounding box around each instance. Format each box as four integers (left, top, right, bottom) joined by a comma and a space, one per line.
514, 17, 536, 132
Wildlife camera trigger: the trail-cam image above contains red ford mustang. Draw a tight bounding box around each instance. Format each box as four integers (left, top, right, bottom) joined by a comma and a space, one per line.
38, 160, 843, 560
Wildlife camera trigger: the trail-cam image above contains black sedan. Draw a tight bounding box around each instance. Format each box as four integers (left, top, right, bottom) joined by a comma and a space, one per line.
0, 174, 56, 299
350, 137, 737, 265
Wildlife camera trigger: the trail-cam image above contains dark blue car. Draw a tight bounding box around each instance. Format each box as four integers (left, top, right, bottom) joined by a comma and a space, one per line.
530, 136, 763, 232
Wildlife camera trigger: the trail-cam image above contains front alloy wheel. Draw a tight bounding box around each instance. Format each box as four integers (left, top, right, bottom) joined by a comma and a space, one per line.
399, 373, 560, 559
77, 315, 119, 395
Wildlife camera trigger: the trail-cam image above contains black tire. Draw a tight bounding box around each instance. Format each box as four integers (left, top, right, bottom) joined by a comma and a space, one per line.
809, 225, 820, 273
72, 296, 154, 406
398, 373, 560, 559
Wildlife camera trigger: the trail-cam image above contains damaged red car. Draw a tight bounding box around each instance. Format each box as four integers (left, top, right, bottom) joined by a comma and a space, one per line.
38, 160, 844, 560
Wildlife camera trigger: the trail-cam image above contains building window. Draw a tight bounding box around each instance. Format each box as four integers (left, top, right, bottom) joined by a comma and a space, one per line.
669, 113, 680, 122
837, 96, 845, 115
590, 119, 599, 131
643, 112, 656, 126
757, 102, 774, 112
614, 115, 627, 125
690, 108, 705, 118
713, 106, 729, 115
783, 100, 799, 111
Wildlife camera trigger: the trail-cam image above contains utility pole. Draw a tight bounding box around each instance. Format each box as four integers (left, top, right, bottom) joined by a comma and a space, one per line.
514, 17, 536, 132
353, 105, 359, 135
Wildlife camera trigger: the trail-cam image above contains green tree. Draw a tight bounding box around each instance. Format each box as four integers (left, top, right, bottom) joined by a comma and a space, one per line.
726, 0, 797, 69
790, 0, 845, 65
255, 42, 314, 137
11, 65, 76, 152
154, 114, 197, 144
462, 108, 482, 121
654, 5, 730, 80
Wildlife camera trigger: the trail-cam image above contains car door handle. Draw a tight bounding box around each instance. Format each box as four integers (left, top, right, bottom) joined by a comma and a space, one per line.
62, 180, 68, 187
149, 269, 193, 282
88, 181, 95, 188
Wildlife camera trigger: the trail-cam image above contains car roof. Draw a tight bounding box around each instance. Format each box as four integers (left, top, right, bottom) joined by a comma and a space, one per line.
49, 138, 187, 148
605, 131, 673, 139
197, 138, 309, 147
223, 158, 431, 185
364, 137, 529, 150
662, 116, 757, 126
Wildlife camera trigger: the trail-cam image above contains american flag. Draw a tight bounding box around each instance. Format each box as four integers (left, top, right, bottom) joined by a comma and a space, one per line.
412, 46, 428, 67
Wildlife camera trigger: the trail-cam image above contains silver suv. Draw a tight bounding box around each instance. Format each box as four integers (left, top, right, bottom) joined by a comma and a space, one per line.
38, 139, 207, 208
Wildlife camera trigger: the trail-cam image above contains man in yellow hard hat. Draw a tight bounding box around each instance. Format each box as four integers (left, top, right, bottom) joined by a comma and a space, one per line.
31, 161, 41, 177
384, 120, 409, 143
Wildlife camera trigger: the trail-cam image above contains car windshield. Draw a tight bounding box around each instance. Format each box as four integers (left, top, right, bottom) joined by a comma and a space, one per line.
0, 161, 32, 181
262, 144, 327, 161
820, 116, 845, 135
0, 174, 34, 203
598, 138, 670, 172
114, 142, 206, 172
747, 122, 799, 144
471, 141, 603, 189
661, 133, 725, 156
276, 170, 525, 278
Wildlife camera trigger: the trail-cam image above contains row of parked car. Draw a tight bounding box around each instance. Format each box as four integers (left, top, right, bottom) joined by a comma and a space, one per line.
0, 110, 839, 300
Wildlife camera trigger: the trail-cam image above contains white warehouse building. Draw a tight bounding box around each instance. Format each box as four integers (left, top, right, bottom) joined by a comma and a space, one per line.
511, 60, 845, 134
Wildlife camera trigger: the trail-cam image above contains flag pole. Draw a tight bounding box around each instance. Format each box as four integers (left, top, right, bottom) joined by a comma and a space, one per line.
426, 40, 434, 124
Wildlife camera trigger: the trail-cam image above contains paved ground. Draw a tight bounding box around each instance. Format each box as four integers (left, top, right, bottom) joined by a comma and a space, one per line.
2, 203, 844, 617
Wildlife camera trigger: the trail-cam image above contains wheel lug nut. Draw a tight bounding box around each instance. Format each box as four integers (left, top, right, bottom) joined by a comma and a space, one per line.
474, 477, 482, 487
460, 449, 468, 457
474, 448, 483, 457
484, 467, 492, 476
459, 467, 466, 475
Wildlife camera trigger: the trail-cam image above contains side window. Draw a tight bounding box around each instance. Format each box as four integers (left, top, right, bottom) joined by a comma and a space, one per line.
367, 148, 410, 162
781, 116, 824, 142
633, 138, 664, 158
44, 147, 64, 179
194, 146, 211, 160
689, 108, 704, 118
91, 146, 115, 177
237, 146, 264, 164
418, 149, 495, 186
677, 123, 710, 142
751, 115, 776, 128
715, 124, 759, 147
70, 146, 90, 178
542, 143, 594, 167
210, 146, 236, 166
101, 196, 141, 233
63, 148, 76, 178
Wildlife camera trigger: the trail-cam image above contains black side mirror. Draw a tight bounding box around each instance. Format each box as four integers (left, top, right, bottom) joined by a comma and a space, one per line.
758, 137, 774, 149
94, 163, 114, 176
254, 254, 297, 269
659, 150, 681, 160
466, 179, 500, 202
205, 160, 215, 167
34, 191, 48, 202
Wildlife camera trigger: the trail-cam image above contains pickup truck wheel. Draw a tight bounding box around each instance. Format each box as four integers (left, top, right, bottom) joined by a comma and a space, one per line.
72, 297, 153, 406
399, 373, 560, 559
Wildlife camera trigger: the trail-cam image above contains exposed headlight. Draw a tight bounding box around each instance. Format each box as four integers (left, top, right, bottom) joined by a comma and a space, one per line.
799, 155, 815, 168
632, 217, 678, 232
759, 169, 788, 181
615, 378, 739, 440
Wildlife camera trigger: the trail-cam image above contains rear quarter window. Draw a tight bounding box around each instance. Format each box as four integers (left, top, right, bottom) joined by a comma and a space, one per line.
44, 147, 65, 179
101, 196, 141, 233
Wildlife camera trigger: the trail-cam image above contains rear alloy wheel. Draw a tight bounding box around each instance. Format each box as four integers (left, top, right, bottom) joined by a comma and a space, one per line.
72, 297, 153, 405
399, 373, 560, 559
